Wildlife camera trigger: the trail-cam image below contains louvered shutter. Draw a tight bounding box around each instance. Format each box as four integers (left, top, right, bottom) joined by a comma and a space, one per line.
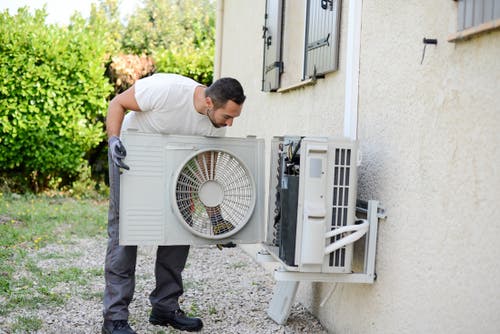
304, 0, 342, 79
262, 0, 284, 92
457, 0, 500, 31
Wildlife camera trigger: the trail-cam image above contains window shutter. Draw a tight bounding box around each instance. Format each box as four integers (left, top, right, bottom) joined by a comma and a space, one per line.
262, 0, 284, 92
457, 0, 500, 31
304, 0, 342, 79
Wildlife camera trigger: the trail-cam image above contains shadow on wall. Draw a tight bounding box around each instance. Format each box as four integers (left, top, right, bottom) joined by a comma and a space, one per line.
357, 142, 388, 204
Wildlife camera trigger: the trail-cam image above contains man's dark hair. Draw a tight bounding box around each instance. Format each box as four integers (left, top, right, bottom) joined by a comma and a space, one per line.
205, 77, 246, 109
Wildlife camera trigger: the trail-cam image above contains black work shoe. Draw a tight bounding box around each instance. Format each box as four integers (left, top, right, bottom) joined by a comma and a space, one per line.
102, 320, 137, 334
149, 308, 203, 332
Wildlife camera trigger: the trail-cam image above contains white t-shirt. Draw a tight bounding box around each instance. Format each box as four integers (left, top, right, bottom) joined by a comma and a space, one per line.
121, 73, 226, 137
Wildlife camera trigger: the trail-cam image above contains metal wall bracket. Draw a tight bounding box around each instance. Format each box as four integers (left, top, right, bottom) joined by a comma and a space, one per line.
266, 199, 385, 324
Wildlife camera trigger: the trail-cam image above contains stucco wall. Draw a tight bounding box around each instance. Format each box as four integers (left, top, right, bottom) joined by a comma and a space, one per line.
217, 1, 500, 333
220, 0, 347, 140
337, 2, 500, 333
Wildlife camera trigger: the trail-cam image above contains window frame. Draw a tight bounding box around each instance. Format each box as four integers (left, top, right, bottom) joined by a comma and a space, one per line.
261, 0, 343, 93
448, 0, 500, 42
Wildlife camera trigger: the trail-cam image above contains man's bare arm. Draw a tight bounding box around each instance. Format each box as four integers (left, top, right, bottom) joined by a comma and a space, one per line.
106, 85, 142, 138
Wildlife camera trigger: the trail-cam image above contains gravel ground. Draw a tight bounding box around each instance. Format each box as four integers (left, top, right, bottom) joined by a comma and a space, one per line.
0, 238, 327, 333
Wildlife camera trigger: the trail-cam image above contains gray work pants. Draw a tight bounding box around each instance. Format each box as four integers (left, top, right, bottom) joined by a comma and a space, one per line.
103, 152, 190, 320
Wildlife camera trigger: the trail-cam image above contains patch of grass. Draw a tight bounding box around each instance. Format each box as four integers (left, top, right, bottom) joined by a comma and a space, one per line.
187, 302, 200, 317
12, 315, 43, 332
183, 279, 199, 291
36, 252, 67, 260
0, 193, 108, 326
44, 267, 90, 286
81, 290, 104, 301
88, 267, 105, 277
0, 193, 107, 249
208, 304, 217, 315
3, 261, 95, 313
7, 292, 66, 311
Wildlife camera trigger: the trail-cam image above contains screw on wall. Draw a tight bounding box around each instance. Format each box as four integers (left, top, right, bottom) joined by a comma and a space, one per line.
420, 38, 438, 65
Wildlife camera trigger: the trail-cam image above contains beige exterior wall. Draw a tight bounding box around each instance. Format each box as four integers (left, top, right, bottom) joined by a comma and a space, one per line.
217, 1, 500, 333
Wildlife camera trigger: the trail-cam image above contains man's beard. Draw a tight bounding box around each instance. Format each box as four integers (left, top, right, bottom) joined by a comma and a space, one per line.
207, 109, 225, 128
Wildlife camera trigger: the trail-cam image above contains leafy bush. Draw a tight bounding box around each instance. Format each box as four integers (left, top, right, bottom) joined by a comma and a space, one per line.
106, 54, 156, 94
153, 43, 214, 86
0, 2, 216, 192
122, 0, 215, 85
0, 8, 112, 192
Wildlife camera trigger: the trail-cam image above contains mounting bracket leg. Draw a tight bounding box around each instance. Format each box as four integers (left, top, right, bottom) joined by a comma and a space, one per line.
267, 279, 299, 325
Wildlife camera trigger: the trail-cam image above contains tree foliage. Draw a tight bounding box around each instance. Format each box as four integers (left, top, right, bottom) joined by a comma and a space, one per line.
0, 7, 113, 191
87, 0, 123, 55
107, 54, 156, 95
122, 0, 215, 85
0, 1, 216, 192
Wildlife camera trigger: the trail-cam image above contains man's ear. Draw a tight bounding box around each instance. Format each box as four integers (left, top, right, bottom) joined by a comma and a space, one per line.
205, 96, 214, 108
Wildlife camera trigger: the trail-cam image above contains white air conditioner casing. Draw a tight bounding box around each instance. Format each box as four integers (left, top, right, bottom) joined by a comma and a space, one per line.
119, 131, 358, 274
265, 136, 358, 274
119, 131, 265, 246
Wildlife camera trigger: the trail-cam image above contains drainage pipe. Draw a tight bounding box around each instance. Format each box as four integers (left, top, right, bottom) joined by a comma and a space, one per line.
343, 0, 363, 140
214, 0, 225, 80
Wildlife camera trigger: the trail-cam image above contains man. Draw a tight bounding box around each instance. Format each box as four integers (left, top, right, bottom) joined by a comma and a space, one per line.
103, 73, 246, 334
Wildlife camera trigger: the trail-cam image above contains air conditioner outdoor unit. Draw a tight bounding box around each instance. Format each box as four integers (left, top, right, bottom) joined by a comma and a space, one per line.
265, 136, 359, 274
119, 131, 360, 274
119, 131, 265, 246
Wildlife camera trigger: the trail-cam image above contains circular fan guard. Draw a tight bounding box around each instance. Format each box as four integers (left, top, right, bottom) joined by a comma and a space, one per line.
172, 149, 256, 239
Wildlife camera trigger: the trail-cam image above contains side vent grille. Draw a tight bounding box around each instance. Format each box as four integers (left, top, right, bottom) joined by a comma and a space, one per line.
330, 148, 352, 268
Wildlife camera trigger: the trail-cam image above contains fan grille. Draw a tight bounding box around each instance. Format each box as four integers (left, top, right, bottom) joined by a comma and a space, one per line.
174, 149, 255, 239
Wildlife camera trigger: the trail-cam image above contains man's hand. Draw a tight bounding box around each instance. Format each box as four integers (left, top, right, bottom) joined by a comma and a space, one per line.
109, 136, 130, 170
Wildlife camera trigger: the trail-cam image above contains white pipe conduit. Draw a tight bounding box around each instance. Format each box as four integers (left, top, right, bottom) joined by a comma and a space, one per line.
214, 0, 224, 80
343, 0, 363, 140
324, 219, 369, 255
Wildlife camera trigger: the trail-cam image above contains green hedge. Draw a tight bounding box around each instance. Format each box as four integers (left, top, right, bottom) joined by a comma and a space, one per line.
122, 0, 215, 86
0, 8, 112, 191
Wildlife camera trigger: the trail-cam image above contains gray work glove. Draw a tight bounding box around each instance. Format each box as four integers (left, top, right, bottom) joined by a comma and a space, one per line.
109, 136, 130, 170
